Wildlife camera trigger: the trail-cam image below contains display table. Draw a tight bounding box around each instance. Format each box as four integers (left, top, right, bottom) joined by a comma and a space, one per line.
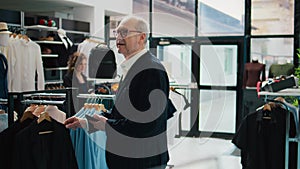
259, 88, 300, 169
259, 88, 300, 97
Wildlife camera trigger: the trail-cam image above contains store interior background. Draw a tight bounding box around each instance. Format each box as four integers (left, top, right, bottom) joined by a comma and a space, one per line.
0, 0, 299, 168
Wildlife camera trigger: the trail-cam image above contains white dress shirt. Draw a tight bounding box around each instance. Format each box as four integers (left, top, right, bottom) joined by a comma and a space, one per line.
77, 39, 99, 77
120, 48, 147, 79
7, 38, 45, 91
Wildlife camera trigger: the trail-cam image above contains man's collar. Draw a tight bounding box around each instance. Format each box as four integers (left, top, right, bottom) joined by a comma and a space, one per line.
120, 49, 147, 77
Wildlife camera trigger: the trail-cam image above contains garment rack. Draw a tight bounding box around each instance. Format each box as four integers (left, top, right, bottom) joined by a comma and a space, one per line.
259, 89, 300, 169
7, 88, 77, 126
0, 98, 8, 105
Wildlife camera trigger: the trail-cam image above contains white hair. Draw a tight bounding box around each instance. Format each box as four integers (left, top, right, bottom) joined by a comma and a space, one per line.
120, 15, 149, 44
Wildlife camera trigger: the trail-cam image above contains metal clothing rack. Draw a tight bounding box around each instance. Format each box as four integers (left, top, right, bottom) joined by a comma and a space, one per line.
7, 88, 77, 126
77, 93, 115, 100
259, 89, 300, 169
0, 98, 8, 105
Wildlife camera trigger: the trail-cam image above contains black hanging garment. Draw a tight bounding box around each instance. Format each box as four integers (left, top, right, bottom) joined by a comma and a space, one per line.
0, 118, 36, 169
89, 46, 117, 79
232, 107, 297, 169
0, 53, 8, 99
11, 118, 78, 169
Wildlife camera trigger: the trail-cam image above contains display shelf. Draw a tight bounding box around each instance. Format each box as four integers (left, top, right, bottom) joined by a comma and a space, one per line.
24, 25, 57, 31
35, 40, 63, 44
44, 80, 64, 85
65, 30, 89, 35
44, 67, 68, 71
42, 54, 59, 58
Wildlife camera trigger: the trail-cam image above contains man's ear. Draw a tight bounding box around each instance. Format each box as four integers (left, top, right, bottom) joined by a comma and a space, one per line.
140, 33, 146, 43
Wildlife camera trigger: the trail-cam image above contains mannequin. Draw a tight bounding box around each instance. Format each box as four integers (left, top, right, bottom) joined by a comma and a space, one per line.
269, 58, 294, 78
0, 33, 9, 47
243, 56, 266, 88
57, 28, 73, 49
0, 22, 11, 46
242, 56, 266, 118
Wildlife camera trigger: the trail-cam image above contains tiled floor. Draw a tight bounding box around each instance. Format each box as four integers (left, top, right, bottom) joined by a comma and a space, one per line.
166, 137, 242, 169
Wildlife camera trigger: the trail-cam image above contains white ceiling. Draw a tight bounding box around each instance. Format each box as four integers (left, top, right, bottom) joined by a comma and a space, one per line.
0, 0, 90, 13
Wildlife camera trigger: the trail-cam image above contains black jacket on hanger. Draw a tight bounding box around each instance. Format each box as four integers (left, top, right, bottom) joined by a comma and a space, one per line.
232, 107, 297, 169
11, 118, 78, 169
88, 46, 117, 79
0, 118, 36, 169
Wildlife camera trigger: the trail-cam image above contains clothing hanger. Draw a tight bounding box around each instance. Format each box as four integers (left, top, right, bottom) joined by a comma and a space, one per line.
37, 112, 52, 124
0, 109, 5, 114
94, 104, 106, 112
262, 104, 272, 120
20, 111, 35, 122
32, 105, 46, 117
170, 87, 191, 110
263, 104, 271, 111
37, 112, 54, 135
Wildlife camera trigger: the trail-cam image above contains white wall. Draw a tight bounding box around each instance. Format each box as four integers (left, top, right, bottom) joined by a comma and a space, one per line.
70, 0, 132, 39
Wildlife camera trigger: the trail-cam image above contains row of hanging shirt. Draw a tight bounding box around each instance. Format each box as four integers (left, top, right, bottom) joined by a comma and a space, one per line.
1, 34, 45, 92
70, 102, 108, 169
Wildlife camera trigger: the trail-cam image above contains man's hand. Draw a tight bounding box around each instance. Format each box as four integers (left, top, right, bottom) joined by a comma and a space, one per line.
64, 116, 87, 130
89, 114, 108, 131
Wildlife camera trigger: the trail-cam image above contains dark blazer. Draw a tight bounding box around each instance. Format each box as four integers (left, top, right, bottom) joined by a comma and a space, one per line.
102, 51, 170, 169
0, 118, 36, 169
0, 53, 8, 99
12, 118, 78, 169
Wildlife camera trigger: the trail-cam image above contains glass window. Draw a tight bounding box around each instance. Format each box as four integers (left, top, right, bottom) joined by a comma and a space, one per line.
109, 0, 150, 39
250, 38, 294, 78
133, 0, 150, 25
152, 0, 195, 37
200, 45, 238, 86
157, 45, 192, 84
199, 89, 236, 133
251, 0, 294, 35
157, 44, 193, 131
198, 0, 245, 36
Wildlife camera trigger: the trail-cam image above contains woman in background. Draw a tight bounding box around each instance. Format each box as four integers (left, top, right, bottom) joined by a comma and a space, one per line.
63, 52, 92, 115
63, 52, 90, 93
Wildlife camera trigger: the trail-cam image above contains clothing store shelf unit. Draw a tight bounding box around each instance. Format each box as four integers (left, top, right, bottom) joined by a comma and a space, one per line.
259, 88, 300, 169
44, 67, 68, 84
23, 25, 57, 31
35, 41, 63, 44
7, 88, 78, 126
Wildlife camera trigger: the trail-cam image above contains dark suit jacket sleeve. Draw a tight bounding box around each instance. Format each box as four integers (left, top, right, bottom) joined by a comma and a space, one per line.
106, 68, 169, 138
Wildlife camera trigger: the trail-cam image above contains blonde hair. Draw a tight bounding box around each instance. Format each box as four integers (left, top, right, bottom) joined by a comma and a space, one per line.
67, 52, 87, 73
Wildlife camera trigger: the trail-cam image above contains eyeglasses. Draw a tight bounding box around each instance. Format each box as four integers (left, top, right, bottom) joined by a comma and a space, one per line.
113, 29, 142, 38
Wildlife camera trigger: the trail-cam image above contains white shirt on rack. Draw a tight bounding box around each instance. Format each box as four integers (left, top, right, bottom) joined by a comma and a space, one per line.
77, 39, 99, 77
7, 38, 45, 91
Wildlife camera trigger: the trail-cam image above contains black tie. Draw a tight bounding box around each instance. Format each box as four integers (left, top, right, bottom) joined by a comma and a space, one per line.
63, 37, 71, 49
